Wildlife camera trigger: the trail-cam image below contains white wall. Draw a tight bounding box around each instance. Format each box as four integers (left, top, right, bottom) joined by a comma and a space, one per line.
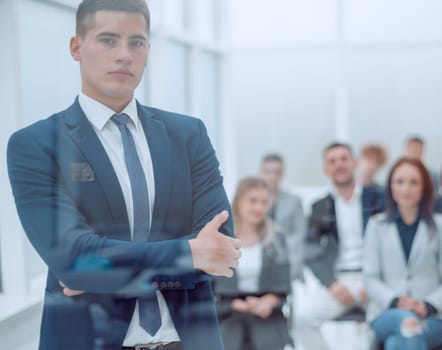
227, 0, 442, 188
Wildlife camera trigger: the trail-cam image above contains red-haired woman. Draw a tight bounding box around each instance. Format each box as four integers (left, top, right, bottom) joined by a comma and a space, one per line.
364, 157, 442, 350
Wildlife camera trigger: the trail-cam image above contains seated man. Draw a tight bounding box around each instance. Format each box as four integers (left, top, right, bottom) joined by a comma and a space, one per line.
259, 153, 305, 280
296, 142, 385, 350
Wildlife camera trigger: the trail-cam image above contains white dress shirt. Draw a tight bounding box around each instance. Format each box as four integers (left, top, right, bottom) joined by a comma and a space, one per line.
331, 184, 364, 272
237, 243, 263, 293
78, 93, 180, 346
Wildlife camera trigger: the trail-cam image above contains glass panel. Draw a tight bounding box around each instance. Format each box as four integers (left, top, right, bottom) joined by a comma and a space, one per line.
16, 0, 78, 286
163, 0, 187, 32
344, 0, 442, 43
145, 38, 190, 114
190, 0, 217, 41
231, 52, 337, 186
229, 0, 337, 46
347, 49, 442, 178
193, 51, 221, 148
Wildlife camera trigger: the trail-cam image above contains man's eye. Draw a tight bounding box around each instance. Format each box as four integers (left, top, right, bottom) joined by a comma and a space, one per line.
131, 40, 145, 47
101, 38, 115, 45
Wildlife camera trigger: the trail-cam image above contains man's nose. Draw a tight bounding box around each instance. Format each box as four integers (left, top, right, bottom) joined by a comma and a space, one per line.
115, 43, 132, 62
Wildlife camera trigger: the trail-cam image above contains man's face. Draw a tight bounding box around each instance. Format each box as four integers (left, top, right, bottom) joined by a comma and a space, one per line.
405, 141, 424, 160
259, 160, 283, 192
324, 147, 356, 187
70, 10, 149, 110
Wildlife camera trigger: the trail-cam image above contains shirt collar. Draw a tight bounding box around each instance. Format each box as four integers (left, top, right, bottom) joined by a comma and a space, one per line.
330, 182, 362, 201
78, 92, 139, 131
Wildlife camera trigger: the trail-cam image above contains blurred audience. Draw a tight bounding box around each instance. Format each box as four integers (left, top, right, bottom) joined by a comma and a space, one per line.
259, 153, 305, 280
405, 136, 440, 196
297, 142, 384, 350
358, 144, 388, 188
364, 157, 442, 350
435, 196, 442, 214
214, 177, 293, 350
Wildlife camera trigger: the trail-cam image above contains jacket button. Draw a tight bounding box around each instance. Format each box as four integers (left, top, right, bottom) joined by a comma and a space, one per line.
174, 281, 181, 288
168, 281, 175, 288
160, 282, 168, 288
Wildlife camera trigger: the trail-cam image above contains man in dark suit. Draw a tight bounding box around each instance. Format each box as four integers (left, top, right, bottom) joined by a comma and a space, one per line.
296, 142, 384, 350
6, 1, 240, 350
259, 153, 305, 280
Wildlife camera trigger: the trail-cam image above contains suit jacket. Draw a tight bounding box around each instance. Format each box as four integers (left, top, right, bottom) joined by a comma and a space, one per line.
272, 190, 306, 279
435, 196, 442, 214
364, 213, 442, 322
305, 185, 385, 287
7, 98, 233, 350
213, 232, 292, 349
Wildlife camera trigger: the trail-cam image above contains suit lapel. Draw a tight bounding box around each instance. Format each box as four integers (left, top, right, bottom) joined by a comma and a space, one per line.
408, 221, 427, 267
137, 103, 171, 242
391, 223, 408, 270
326, 195, 338, 241
64, 99, 130, 239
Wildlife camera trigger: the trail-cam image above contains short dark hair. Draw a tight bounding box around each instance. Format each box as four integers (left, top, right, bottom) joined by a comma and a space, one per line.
76, 0, 150, 37
262, 153, 284, 165
406, 135, 424, 145
323, 142, 353, 158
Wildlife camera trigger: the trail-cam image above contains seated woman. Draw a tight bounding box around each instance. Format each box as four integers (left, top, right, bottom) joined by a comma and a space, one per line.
214, 177, 293, 350
363, 157, 442, 350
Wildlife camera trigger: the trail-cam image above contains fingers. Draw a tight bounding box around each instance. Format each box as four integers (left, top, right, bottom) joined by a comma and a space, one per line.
63, 288, 84, 297
59, 280, 84, 296
231, 237, 242, 249
206, 210, 229, 231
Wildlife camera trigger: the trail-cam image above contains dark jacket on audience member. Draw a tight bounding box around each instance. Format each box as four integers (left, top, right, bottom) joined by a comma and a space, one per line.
214, 232, 292, 350
305, 185, 385, 287
434, 196, 442, 214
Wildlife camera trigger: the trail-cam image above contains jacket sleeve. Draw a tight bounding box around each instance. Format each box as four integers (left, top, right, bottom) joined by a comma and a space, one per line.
7, 128, 196, 294
287, 195, 306, 280
423, 220, 442, 311
188, 119, 234, 239
7, 118, 232, 294
363, 217, 397, 311
304, 201, 337, 287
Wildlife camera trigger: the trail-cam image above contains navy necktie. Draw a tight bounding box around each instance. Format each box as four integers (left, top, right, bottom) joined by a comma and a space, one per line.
111, 113, 161, 335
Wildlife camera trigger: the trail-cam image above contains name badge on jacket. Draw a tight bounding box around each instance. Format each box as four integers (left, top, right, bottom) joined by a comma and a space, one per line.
71, 162, 95, 182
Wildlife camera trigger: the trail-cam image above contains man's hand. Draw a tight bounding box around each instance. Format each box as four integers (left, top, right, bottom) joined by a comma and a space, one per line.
397, 295, 415, 310
231, 298, 250, 313
189, 210, 241, 277
59, 281, 84, 297
359, 289, 368, 305
246, 294, 279, 319
329, 282, 355, 306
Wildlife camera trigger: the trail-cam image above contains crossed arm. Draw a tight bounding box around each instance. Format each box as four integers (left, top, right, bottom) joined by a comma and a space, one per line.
7, 122, 240, 295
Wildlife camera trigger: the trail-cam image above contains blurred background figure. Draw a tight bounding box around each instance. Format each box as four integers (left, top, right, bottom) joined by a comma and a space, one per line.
404, 136, 441, 196
259, 153, 305, 280
357, 144, 388, 188
214, 177, 293, 350
297, 143, 385, 350
364, 157, 442, 350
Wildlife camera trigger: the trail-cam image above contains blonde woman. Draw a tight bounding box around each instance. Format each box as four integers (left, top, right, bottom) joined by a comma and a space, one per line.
214, 177, 293, 350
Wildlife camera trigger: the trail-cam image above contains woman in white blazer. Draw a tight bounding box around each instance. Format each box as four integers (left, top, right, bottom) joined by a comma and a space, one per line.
364, 157, 442, 350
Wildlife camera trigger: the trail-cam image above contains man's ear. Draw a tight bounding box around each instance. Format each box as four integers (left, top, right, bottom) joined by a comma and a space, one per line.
70, 36, 81, 61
